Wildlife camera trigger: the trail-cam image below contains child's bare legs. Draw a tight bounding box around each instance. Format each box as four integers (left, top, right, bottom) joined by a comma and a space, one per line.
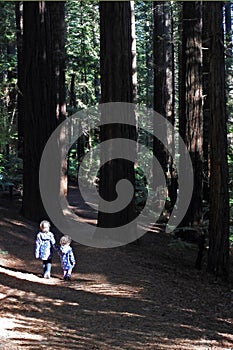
63, 268, 73, 280
43, 259, 52, 278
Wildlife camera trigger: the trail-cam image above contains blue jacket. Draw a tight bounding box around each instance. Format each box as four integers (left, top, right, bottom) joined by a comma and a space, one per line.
35, 231, 56, 260
59, 245, 76, 270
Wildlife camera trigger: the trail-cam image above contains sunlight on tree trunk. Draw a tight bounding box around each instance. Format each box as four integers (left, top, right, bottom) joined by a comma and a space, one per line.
179, 2, 203, 227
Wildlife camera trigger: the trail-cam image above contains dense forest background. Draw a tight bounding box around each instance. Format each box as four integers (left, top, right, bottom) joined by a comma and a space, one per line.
0, 1, 232, 280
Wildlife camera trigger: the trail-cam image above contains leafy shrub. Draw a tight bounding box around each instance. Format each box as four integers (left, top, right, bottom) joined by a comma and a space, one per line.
0, 153, 23, 190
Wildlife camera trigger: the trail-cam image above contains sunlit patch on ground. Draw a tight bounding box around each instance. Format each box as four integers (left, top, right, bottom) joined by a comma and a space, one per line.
70, 278, 143, 298
0, 197, 233, 350
0, 266, 58, 284
0, 316, 44, 341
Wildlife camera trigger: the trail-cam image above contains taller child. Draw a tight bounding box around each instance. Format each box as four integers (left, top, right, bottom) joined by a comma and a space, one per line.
35, 220, 57, 279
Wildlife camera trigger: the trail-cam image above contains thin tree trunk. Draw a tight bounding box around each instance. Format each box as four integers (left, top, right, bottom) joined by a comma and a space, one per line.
69, 73, 77, 109
15, 2, 24, 159
153, 1, 176, 208
131, 1, 137, 103
202, 2, 210, 204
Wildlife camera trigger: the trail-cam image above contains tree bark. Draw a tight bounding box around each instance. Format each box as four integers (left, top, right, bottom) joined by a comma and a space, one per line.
179, 2, 203, 227
15, 2, 24, 158
202, 2, 210, 204
153, 1, 177, 208
22, 1, 66, 220
98, 1, 136, 233
207, 2, 230, 279
131, 1, 137, 103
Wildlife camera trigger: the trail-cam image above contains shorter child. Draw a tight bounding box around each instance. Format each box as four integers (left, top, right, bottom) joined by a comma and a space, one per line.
58, 235, 76, 281
35, 220, 57, 279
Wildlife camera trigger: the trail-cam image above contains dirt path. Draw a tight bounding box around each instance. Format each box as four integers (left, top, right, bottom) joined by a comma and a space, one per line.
0, 195, 233, 350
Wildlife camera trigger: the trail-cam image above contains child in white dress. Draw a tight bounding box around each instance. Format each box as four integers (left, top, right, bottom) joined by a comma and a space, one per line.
35, 220, 57, 278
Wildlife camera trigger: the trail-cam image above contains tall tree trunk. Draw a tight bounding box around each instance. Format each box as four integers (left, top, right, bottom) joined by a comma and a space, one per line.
179, 2, 203, 227
5, 41, 17, 154
22, 1, 66, 220
153, 1, 177, 208
131, 1, 137, 103
207, 2, 230, 279
202, 2, 210, 204
50, 1, 67, 197
80, 1, 88, 106
225, 2, 233, 118
15, 2, 24, 158
145, 2, 153, 108
98, 1, 136, 238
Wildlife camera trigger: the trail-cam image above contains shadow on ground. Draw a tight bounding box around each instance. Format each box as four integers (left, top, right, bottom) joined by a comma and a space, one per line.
0, 195, 233, 349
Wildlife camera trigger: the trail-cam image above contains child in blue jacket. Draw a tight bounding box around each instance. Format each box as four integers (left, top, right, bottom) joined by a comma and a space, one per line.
35, 220, 57, 279
58, 235, 76, 281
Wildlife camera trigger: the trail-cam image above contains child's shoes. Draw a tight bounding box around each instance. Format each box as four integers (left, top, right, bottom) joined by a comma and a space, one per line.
64, 274, 71, 281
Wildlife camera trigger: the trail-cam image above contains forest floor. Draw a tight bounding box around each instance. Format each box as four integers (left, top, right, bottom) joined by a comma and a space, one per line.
0, 189, 233, 350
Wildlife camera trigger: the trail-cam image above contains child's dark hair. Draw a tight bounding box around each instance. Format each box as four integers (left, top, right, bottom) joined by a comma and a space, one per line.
60, 235, 72, 246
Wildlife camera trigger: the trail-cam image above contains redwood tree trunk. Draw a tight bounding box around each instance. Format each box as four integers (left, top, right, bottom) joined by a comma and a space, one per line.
202, 2, 210, 204
22, 1, 66, 220
98, 1, 136, 232
179, 2, 203, 227
207, 2, 230, 279
131, 1, 137, 103
153, 1, 176, 208
15, 2, 24, 158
